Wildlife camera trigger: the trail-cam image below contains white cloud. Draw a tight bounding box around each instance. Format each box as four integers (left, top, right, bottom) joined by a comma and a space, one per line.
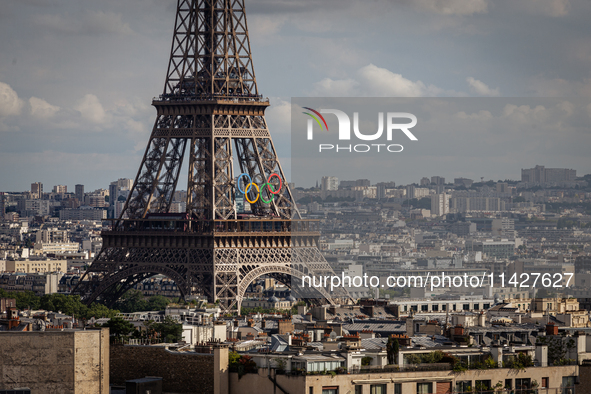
248, 15, 287, 38
29, 97, 60, 118
466, 77, 500, 96
502, 104, 549, 123
75, 94, 107, 124
311, 64, 449, 97
412, 0, 488, 15
265, 99, 292, 135
311, 78, 359, 97
358, 64, 432, 96
0, 82, 24, 117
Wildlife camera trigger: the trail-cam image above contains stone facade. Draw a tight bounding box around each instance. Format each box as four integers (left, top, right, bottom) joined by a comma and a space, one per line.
230, 365, 578, 394
0, 328, 109, 394
110, 344, 229, 394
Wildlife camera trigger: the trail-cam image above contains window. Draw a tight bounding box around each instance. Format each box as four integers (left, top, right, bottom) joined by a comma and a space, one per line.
310, 388, 314, 394
457, 381, 472, 394
411, 305, 418, 312
395, 384, 402, 394
355, 385, 363, 394
562, 377, 575, 394
541, 378, 549, 388
474, 303, 480, 310
432, 305, 439, 311
417, 383, 433, 394
442, 305, 446, 311
463, 304, 470, 311
371, 384, 387, 394
475, 380, 492, 393
505, 379, 512, 391
322, 387, 338, 394
483, 303, 490, 309
421, 305, 429, 311
516, 378, 531, 392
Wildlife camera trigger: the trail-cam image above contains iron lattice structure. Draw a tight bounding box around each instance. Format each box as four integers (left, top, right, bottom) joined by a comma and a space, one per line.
72, 0, 347, 313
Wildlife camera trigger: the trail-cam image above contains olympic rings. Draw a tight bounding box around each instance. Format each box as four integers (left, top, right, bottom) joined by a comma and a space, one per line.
237, 173, 282, 204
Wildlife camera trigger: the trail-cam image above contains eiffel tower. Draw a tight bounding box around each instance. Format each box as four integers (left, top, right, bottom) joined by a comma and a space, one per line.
73, 0, 347, 313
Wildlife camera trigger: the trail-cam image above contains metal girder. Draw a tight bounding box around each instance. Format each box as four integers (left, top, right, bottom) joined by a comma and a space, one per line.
72, 0, 349, 314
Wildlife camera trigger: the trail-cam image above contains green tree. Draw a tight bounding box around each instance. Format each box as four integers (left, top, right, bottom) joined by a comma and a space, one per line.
155, 316, 182, 343
116, 290, 149, 313
40, 294, 89, 318
386, 336, 399, 365
103, 317, 135, 338
229, 351, 241, 368
148, 295, 170, 311
85, 303, 119, 319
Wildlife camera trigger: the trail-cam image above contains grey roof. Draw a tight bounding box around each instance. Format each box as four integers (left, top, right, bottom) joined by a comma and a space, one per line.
411, 335, 448, 348
270, 334, 289, 352
361, 337, 388, 350
344, 322, 405, 335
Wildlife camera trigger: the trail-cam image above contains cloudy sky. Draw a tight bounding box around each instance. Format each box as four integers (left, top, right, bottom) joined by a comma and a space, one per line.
1, 0, 590, 192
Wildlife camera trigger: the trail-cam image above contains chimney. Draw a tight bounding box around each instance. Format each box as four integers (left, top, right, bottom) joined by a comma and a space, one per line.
491, 345, 503, 367
535, 344, 548, 367
406, 318, 415, 337
479, 312, 486, 327
297, 305, 308, 315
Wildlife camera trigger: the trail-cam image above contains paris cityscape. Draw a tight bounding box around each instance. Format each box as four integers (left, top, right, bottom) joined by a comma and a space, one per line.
1, 0, 591, 394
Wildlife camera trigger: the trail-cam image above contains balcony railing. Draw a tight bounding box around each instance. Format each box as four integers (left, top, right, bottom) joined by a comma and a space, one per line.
104, 219, 319, 235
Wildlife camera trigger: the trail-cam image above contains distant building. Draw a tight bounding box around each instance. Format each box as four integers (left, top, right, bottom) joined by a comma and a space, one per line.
491, 218, 515, 237
430, 193, 449, 217
449, 221, 476, 236
496, 182, 509, 193
0, 192, 5, 220
36, 228, 68, 243
33, 242, 80, 255
451, 197, 503, 213
375, 182, 395, 199
117, 178, 134, 190
59, 208, 106, 221
454, 178, 473, 188
0, 272, 62, 295
468, 239, 515, 259
420, 177, 430, 186
18, 199, 51, 217
30, 182, 43, 199
75, 184, 84, 202
53, 185, 67, 194
431, 176, 445, 185
321, 176, 339, 191
521, 165, 576, 183
4, 259, 67, 274
88, 194, 107, 208
340, 179, 370, 188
